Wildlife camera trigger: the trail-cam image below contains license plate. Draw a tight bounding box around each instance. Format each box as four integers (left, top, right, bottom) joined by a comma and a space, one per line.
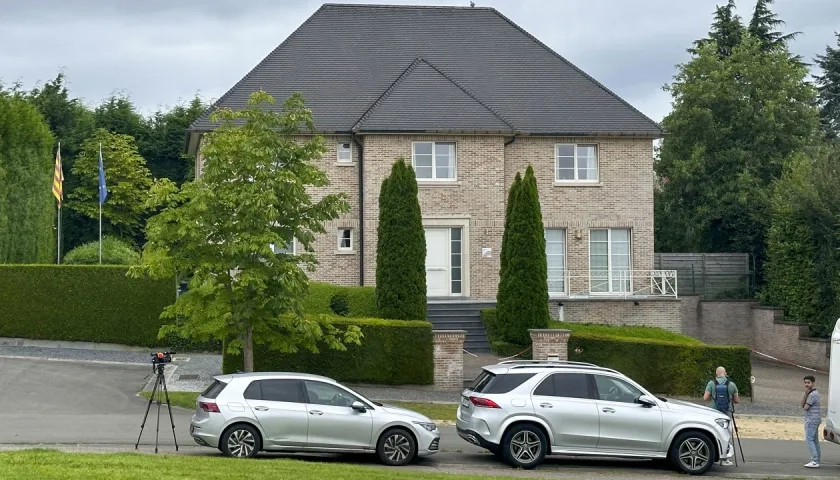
460, 397, 470, 408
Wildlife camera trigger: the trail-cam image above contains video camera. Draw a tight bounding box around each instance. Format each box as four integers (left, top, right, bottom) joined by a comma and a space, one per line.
151, 351, 176, 365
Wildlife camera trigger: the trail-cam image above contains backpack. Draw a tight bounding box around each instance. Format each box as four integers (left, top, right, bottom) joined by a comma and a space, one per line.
713, 378, 731, 413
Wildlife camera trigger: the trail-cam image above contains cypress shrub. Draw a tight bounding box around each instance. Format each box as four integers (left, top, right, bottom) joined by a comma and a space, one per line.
375, 158, 426, 320
496, 165, 549, 344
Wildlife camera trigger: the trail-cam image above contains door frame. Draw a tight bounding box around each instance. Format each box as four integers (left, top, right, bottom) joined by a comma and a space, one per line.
422, 217, 470, 298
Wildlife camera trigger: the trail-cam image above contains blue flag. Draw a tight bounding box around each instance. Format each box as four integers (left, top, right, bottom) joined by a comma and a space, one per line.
98, 143, 108, 204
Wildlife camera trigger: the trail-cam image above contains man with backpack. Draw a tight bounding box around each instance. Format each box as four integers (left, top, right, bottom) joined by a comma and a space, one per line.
704, 366, 740, 466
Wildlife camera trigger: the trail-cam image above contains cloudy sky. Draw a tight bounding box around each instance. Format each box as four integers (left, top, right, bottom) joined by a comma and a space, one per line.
1, 0, 838, 123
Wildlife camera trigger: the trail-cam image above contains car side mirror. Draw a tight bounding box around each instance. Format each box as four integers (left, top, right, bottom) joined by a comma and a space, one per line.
636, 395, 657, 408
351, 401, 367, 413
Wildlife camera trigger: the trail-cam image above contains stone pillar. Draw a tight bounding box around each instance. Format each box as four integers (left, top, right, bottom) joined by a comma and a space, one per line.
432, 330, 466, 391
529, 329, 572, 361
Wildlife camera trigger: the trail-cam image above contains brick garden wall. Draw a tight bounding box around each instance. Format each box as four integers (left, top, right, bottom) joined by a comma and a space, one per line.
680, 296, 829, 371
550, 298, 682, 333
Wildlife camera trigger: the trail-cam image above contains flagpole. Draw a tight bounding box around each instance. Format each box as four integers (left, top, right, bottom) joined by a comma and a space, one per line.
57, 142, 62, 264
99, 142, 103, 265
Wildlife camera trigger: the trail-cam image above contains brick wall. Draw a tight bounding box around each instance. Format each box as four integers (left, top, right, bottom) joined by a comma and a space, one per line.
195, 133, 657, 299
550, 298, 682, 333
432, 330, 466, 391
530, 329, 571, 361
679, 296, 829, 371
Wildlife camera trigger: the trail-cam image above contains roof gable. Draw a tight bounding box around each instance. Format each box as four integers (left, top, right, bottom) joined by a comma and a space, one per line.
354, 58, 513, 133
191, 3, 663, 137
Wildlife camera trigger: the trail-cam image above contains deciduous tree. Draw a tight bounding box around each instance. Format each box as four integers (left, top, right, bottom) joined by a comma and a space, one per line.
130, 91, 358, 372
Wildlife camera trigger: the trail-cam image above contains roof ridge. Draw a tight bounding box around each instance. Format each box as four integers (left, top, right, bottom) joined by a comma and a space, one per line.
353, 57, 516, 132
485, 8, 664, 134
323, 3, 495, 11
189, 4, 330, 131
351, 57, 424, 131
421, 59, 517, 131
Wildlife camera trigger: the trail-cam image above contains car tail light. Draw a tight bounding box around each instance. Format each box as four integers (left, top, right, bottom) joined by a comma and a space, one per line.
199, 401, 221, 413
469, 396, 501, 408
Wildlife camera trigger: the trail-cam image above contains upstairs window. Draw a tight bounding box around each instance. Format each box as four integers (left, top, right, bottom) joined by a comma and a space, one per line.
412, 142, 456, 180
337, 143, 352, 163
555, 144, 598, 182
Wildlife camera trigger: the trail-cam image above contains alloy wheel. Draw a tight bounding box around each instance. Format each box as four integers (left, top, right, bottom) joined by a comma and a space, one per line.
678, 437, 710, 472
383, 433, 411, 463
227, 429, 256, 457
509, 430, 542, 464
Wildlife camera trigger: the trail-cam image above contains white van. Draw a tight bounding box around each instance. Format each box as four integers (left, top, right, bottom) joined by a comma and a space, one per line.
824, 319, 840, 444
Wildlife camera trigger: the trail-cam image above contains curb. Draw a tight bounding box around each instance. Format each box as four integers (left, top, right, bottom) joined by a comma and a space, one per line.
0, 355, 147, 367
0, 337, 150, 352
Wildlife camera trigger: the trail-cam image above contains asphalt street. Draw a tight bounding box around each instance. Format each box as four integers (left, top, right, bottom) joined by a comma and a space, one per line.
2, 356, 839, 478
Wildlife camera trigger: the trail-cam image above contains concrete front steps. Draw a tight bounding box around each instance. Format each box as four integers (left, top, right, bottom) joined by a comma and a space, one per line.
426, 300, 495, 354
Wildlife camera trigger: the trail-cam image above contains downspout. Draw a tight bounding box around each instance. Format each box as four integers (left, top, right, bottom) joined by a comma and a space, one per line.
351, 132, 365, 286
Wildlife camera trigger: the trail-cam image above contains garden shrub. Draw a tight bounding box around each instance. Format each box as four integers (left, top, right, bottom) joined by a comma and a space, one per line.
303, 283, 377, 317
63, 236, 141, 265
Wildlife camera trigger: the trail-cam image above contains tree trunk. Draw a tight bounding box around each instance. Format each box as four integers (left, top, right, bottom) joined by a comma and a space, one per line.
244, 325, 254, 372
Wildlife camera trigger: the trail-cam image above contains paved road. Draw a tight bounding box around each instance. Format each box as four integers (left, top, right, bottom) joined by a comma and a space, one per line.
2, 356, 840, 478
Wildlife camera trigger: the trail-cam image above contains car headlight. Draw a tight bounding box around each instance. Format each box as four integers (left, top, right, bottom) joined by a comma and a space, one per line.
413, 421, 437, 432
715, 418, 730, 430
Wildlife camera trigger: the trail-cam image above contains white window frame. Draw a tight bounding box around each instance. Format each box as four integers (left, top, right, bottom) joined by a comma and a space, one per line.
411, 141, 457, 181
336, 143, 352, 163
270, 239, 296, 255
545, 228, 567, 296
555, 143, 599, 183
588, 228, 632, 295
337, 228, 353, 251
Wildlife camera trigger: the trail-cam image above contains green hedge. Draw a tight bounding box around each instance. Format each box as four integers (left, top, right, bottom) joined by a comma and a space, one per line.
0, 265, 170, 348
569, 334, 752, 397
223, 316, 433, 385
303, 283, 377, 317
480, 308, 752, 397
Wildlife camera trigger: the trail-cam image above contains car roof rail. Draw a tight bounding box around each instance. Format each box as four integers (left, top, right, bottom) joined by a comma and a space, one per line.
506, 364, 620, 374
497, 360, 597, 367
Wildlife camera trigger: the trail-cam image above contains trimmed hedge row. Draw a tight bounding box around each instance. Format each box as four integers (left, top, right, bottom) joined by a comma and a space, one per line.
569, 335, 752, 397
303, 283, 377, 318
0, 265, 179, 348
223, 317, 433, 385
479, 308, 752, 397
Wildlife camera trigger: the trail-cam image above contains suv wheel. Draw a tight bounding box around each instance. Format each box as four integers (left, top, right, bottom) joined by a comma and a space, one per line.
221, 424, 261, 458
670, 431, 714, 475
501, 424, 547, 469
377, 428, 417, 466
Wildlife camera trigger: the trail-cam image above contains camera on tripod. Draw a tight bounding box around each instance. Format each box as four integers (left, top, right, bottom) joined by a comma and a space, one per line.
150, 351, 175, 365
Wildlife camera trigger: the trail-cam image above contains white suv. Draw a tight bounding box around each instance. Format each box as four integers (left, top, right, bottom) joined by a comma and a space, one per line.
190, 372, 440, 466
456, 360, 734, 475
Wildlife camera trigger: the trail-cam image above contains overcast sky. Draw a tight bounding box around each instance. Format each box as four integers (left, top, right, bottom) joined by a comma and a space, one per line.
1, 0, 838, 123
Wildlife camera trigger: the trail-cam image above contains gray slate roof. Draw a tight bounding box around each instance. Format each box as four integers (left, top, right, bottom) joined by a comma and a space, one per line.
190, 3, 663, 136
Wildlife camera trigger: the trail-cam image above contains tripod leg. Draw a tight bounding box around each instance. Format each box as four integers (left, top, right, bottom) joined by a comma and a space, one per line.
135, 372, 160, 449
160, 369, 179, 451
155, 373, 163, 454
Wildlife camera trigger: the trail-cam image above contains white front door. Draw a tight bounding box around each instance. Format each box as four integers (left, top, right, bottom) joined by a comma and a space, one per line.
425, 228, 450, 297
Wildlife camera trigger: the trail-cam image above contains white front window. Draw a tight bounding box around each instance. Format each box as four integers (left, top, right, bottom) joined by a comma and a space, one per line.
270, 240, 296, 255
337, 228, 352, 250
545, 228, 566, 295
412, 142, 456, 180
589, 229, 631, 294
337, 143, 352, 163
556, 144, 598, 182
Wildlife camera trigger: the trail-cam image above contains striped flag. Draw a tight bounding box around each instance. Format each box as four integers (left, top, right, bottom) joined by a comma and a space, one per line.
52, 144, 63, 207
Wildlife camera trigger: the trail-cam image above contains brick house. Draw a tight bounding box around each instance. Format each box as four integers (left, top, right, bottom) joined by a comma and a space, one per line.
188, 3, 680, 336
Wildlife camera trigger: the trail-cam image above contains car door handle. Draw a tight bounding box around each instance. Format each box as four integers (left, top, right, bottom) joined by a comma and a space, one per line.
254, 406, 269, 411
602, 407, 615, 413
539, 403, 553, 408
309, 410, 323, 415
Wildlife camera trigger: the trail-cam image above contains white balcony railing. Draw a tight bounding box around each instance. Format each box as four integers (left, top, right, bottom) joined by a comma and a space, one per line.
547, 269, 678, 298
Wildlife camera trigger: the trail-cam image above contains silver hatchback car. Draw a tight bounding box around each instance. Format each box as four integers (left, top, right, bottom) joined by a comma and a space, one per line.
190, 372, 440, 466
456, 360, 735, 475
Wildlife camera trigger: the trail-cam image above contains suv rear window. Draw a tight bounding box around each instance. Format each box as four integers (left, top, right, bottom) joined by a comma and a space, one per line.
467, 371, 535, 394
201, 380, 227, 399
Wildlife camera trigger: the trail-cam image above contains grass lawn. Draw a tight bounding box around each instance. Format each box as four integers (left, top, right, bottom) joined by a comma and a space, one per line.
0, 449, 515, 480
548, 321, 702, 345
139, 391, 458, 422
